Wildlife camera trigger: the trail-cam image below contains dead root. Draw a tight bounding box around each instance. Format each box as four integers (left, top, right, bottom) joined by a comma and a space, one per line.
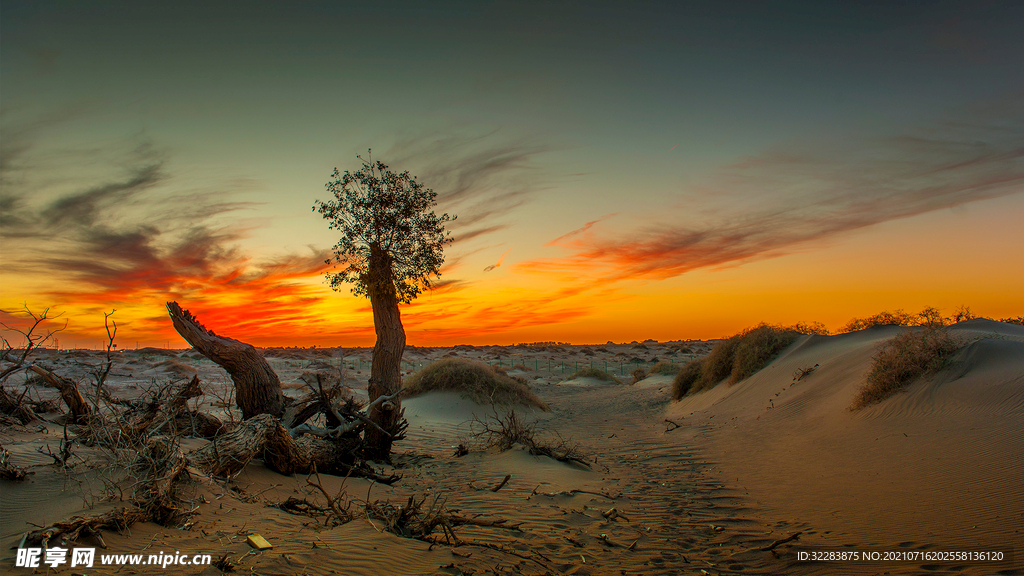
26, 507, 149, 548
471, 410, 591, 468
1, 444, 30, 480
365, 493, 520, 543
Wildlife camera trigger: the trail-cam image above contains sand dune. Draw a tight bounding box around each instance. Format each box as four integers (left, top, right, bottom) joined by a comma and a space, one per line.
669, 320, 1024, 574
1, 325, 1021, 574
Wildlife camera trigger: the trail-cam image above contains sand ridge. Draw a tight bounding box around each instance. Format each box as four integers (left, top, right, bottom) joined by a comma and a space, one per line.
2, 326, 1022, 574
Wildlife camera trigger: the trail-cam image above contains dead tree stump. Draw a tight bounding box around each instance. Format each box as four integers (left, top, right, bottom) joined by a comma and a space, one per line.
166, 302, 286, 420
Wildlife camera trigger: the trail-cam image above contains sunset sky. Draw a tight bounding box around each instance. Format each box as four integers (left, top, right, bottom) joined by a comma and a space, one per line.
2, 1, 1023, 348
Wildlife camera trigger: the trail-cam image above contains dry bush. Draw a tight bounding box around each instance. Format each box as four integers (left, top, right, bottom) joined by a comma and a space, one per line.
673, 324, 804, 398
789, 321, 830, 335
154, 359, 198, 379
840, 306, 971, 333
647, 361, 682, 376
472, 410, 588, 467
402, 358, 548, 410
630, 367, 647, 385
670, 360, 703, 400
691, 337, 741, 394
566, 367, 621, 384
852, 328, 963, 409
730, 324, 802, 384
841, 309, 918, 333
999, 316, 1024, 326
950, 305, 974, 323
365, 493, 518, 546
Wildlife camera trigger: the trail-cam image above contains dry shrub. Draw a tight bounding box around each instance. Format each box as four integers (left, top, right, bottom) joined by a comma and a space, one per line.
472, 410, 588, 467
840, 305, 978, 333
730, 324, 802, 383
692, 337, 740, 393
672, 323, 804, 399
670, 360, 703, 400
566, 367, 621, 384
841, 309, 918, 332
154, 359, 197, 379
852, 328, 963, 409
402, 358, 548, 410
630, 367, 647, 385
647, 361, 682, 376
999, 316, 1024, 326
789, 321, 830, 335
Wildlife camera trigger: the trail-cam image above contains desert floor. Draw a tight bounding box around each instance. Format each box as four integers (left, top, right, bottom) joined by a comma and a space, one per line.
2, 319, 1022, 575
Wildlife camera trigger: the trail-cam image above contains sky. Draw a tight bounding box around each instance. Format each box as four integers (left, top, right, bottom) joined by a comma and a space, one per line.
2, 0, 1023, 348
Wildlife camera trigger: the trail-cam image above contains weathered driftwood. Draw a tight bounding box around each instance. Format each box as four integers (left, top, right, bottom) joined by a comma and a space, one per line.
27, 507, 149, 547
1, 445, 29, 480
119, 375, 225, 440
166, 302, 286, 420
27, 365, 92, 423
185, 413, 397, 483
0, 386, 37, 424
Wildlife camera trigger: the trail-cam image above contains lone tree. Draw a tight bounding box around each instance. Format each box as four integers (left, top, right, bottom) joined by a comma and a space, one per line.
314, 152, 454, 460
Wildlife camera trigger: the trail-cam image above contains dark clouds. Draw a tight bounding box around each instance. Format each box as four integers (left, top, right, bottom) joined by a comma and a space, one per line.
0, 120, 328, 311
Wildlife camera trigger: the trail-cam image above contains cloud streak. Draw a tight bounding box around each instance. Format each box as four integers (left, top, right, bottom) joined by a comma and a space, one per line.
0, 123, 335, 344
382, 129, 555, 241
483, 248, 511, 272
519, 101, 1024, 280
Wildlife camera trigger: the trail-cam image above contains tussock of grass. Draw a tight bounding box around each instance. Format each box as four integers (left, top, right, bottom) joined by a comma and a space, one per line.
630, 367, 647, 385
670, 360, 703, 400
670, 323, 803, 400
647, 361, 682, 376
402, 358, 548, 410
731, 324, 802, 383
154, 358, 198, 379
565, 367, 621, 384
852, 328, 963, 409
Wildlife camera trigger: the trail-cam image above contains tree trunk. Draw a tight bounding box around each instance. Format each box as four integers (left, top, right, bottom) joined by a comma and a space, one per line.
364, 244, 406, 460
166, 302, 286, 420
27, 365, 92, 423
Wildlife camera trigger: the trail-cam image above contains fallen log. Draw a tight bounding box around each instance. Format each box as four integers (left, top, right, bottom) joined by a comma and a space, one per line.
26, 507, 149, 548
27, 365, 92, 423
167, 302, 286, 420
184, 413, 397, 482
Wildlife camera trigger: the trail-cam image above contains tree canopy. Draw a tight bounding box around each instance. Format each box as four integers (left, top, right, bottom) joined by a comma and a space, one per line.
313, 157, 454, 303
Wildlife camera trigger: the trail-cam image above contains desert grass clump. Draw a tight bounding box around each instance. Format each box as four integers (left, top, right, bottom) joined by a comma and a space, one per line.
630, 367, 647, 385
730, 324, 802, 383
648, 361, 682, 376
852, 328, 963, 409
565, 367, 621, 384
402, 358, 548, 410
672, 323, 804, 399
691, 337, 741, 394
670, 360, 703, 400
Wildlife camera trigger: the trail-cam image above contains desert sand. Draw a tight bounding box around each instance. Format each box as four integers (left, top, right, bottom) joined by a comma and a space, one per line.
1, 321, 1022, 575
